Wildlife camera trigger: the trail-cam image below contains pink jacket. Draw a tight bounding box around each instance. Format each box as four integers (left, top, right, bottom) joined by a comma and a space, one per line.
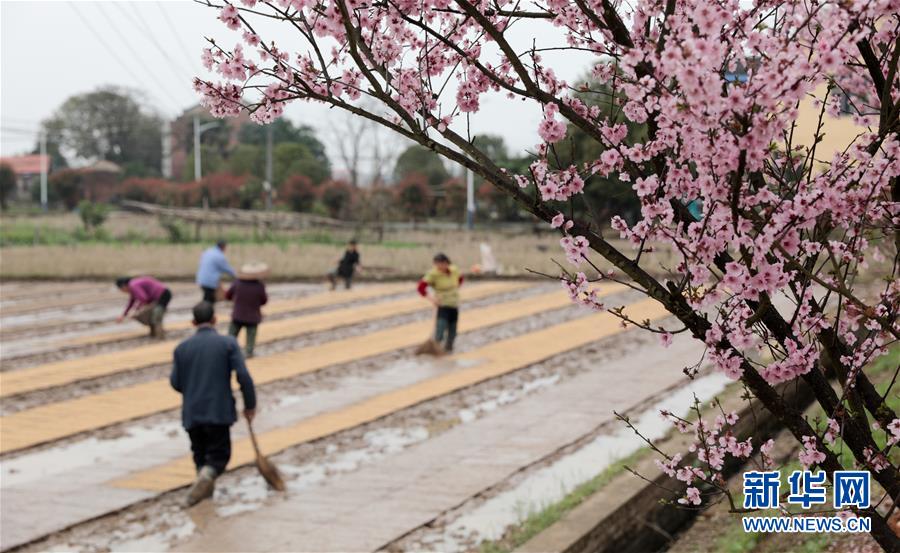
123, 276, 167, 316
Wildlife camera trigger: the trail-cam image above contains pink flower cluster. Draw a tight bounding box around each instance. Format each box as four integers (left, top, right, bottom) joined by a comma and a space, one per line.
195, 0, 900, 484
798, 436, 826, 469
560, 272, 607, 311
656, 408, 752, 507
537, 103, 566, 143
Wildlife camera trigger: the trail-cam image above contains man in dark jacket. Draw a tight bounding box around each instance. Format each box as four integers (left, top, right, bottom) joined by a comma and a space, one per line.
327, 239, 361, 290
170, 302, 257, 507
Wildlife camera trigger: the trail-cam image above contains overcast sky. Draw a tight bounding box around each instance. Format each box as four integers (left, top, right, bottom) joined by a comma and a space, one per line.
1, 1, 592, 174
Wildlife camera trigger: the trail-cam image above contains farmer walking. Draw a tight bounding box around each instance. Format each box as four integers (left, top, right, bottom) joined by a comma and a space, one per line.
171, 301, 257, 507
115, 275, 172, 339
196, 240, 236, 303
327, 239, 361, 290
417, 253, 464, 353
225, 262, 269, 358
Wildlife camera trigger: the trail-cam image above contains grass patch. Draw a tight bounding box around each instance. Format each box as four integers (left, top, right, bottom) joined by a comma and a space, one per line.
792, 532, 832, 553
714, 522, 763, 553
478, 448, 650, 553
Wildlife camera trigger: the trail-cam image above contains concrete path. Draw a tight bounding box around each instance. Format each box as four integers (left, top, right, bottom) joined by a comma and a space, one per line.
172, 334, 706, 552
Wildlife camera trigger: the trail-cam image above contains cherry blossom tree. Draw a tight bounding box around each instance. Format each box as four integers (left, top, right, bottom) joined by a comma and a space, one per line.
195, 0, 899, 548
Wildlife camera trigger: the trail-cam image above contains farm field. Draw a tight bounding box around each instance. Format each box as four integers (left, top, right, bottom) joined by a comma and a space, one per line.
0, 211, 678, 280
0, 278, 720, 552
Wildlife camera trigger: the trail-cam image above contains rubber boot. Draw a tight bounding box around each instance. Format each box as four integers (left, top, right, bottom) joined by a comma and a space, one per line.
185, 465, 217, 507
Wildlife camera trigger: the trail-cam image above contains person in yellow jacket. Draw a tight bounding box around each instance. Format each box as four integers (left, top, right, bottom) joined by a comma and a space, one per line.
417, 253, 464, 352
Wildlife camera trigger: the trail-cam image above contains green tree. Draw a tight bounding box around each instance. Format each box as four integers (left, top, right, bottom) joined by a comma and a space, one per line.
274, 142, 329, 185
319, 180, 354, 219
393, 145, 448, 187
227, 144, 265, 177
0, 163, 15, 210
469, 134, 531, 221
239, 119, 331, 184
552, 73, 646, 223
78, 200, 111, 231
396, 174, 432, 220
239, 119, 329, 164
42, 86, 162, 173
280, 174, 319, 212
436, 177, 467, 219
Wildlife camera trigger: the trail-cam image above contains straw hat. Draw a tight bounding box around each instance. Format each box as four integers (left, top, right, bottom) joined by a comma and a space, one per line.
238, 261, 270, 280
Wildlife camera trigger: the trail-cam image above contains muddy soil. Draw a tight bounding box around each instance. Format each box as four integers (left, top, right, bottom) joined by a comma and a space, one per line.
12, 312, 663, 553
0, 283, 322, 364
1, 286, 625, 446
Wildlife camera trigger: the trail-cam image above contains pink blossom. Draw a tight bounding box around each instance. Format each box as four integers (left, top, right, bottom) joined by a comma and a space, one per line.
550, 213, 565, 229
798, 436, 825, 469
678, 486, 702, 506
864, 447, 890, 472
560, 235, 589, 266
660, 332, 673, 348
537, 104, 566, 143
823, 418, 840, 445
886, 418, 900, 446
218, 4, 241, 30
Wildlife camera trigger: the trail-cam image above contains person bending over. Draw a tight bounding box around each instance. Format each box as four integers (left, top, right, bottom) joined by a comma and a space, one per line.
115, 275, 172, 339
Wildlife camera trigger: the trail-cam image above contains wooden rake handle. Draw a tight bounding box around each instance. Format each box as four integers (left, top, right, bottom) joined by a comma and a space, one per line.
247, 419, 262, 458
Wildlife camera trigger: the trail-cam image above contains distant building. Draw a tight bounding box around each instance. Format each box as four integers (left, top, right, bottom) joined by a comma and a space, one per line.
168, 104, 250, 181
0, 154, 51, 200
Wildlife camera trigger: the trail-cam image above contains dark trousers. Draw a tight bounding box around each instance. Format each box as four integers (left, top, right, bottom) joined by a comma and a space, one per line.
229, 320, 259, 356
328, 271, 353, 289
187, 424, 231, 475
434, 306, 459, 351
158, 288, 172, 308
201, 286, 217, 303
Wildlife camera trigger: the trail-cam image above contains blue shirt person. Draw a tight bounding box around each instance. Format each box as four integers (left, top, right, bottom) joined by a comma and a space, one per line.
196, 240, 236, 302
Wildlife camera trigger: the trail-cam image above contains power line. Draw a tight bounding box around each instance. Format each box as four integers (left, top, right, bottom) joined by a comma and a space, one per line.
68, 2, 179, 116
156, 1, 202, 75
94, 2, 186, 111
1, 126, 41, 135
115, 2, 195, 88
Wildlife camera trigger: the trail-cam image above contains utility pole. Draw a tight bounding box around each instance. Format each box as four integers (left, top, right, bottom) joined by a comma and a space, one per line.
39, 131, 48, 211
466, 166, 475, 230
264, 124, 273, 210
193, 115, 219, 208
193, 115, 201, 182
161, 120, 172, 179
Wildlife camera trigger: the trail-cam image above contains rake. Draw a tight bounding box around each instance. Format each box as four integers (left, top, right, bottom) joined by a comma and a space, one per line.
246, 421, 286, 491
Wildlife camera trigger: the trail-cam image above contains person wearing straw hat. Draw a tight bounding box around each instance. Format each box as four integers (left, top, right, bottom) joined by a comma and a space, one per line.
115, 275, 172, 339
225, 262, 269, 358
